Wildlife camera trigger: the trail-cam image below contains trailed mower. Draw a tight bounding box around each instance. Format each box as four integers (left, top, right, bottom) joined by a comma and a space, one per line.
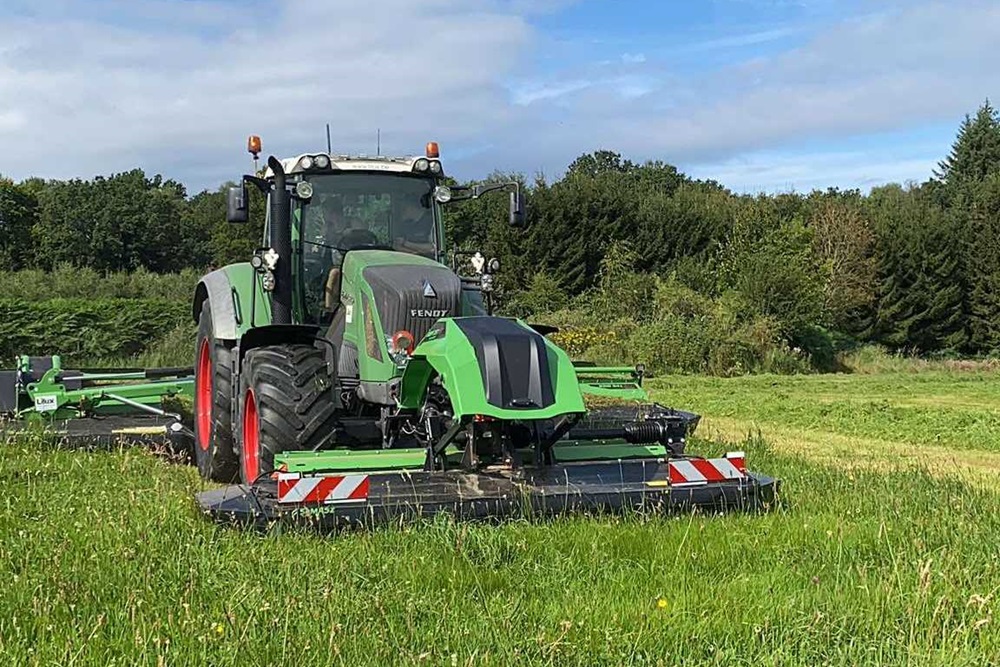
0, 354, 193, 448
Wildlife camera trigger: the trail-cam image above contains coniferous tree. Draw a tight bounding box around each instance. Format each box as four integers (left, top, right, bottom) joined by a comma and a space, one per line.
868, 185, 966, 352
932, 100, 1000, 352
934, 100, 1000, 187
965, 172, 1000, 350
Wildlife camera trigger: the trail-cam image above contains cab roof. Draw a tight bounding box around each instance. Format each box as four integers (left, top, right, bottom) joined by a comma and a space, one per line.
263, 153, 441, 178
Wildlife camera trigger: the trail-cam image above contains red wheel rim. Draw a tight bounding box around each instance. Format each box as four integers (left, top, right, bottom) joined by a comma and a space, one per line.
195, 339, 212, 452
242, 388, 260, 482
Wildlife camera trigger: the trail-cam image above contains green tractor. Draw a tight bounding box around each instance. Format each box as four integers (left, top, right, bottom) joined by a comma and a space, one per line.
192, 137, 777, 529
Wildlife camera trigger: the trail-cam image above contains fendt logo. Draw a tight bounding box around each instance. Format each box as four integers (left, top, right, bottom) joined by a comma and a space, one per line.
410, 309, 449, 318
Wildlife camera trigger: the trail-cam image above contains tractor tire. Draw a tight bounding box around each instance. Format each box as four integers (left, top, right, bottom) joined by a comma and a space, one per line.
237, 344, 341, 484
193, 300, 239, 482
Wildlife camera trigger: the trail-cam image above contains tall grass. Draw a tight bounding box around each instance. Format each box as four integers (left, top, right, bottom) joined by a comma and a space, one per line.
0, 427, 996, 665
0, 267, 196, 368
651, 369, 1000, 454
3, 371, 1000, 664
838, 344, 1000, 374
0, 264, 199, 302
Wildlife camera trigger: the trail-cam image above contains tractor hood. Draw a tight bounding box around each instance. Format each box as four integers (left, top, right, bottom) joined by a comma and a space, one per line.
343, 250, 462, 345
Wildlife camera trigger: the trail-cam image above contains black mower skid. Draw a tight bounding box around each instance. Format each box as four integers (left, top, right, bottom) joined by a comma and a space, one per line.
195, 452, 780, 533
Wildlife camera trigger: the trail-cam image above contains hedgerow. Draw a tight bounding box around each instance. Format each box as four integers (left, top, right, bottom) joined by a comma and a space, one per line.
0, 299, 190, 365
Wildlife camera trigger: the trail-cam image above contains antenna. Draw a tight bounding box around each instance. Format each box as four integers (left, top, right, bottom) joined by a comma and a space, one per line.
326, 123, 332, 154
377, 128, 381, 156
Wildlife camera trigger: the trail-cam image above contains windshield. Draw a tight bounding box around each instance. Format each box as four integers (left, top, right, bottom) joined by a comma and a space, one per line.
300, 172, 439, 259
298, 172, 439, 324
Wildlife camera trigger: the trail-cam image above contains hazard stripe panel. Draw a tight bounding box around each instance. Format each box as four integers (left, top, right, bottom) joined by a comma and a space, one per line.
668, 454, 747, 485
277, 473, 370, 505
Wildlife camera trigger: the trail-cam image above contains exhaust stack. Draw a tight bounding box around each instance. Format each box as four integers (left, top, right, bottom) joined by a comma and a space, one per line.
266, 156, 293, 325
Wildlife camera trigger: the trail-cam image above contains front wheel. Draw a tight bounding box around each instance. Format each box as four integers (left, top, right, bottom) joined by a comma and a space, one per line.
237, 344, 342, 484
193, 300, 238, 482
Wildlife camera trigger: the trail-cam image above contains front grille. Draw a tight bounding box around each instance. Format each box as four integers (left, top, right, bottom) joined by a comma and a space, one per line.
363, 265, 462, 343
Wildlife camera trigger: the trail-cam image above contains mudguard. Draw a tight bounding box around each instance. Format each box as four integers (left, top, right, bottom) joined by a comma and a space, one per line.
397, 316, 587, 420
194, 264, 273, 341
193, 269, 239, 340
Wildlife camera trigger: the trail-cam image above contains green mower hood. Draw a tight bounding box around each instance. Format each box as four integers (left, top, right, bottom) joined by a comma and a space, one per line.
398, 316, 587, 420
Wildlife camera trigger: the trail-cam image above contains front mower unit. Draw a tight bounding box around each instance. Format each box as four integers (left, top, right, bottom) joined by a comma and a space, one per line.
0, 354, 194, 449
197, 402, 778, 531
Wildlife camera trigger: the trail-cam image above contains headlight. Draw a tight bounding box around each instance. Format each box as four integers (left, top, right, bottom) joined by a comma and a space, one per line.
298, 156, 314, 170
413, 158, 429, 172
429, 160, 443, 175
295, 181, 314, 199
314, 154, 330, 169
433, 185, 452, 203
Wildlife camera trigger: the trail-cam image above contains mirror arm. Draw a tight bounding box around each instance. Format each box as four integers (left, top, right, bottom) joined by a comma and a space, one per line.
443, 181, 520, 203
472, 181, 519, 199
243, 174, 271, 195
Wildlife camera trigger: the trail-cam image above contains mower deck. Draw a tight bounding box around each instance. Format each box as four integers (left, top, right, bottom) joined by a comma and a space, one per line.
1, 414, 190, 451
196, 455, 779, 532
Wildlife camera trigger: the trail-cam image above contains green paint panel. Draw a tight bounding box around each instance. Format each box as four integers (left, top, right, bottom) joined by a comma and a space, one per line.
338, 250, 443, 385
573, 365, 649, 401
577, 382, 648, 401
275, 448, 428, 473
15, 355, 192, 420
398, 316, 588, 420
551, 442, 666, 462
224, 262, 273, 337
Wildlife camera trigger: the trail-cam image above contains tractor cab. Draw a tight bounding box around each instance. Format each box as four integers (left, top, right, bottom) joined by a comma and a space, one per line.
251, 142, 451, 327
293, 167, 445, 326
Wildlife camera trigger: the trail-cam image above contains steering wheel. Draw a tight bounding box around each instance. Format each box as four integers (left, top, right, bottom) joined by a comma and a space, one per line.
340, 228, 380, 248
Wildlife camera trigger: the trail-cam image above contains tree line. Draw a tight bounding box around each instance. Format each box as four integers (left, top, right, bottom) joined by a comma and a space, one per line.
2, 99, 999, 367
445, 100, 1000, 365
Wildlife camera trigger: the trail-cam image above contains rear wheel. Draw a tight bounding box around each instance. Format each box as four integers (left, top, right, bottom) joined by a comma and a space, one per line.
193, 301, 239, 482
237, 344, 342, 484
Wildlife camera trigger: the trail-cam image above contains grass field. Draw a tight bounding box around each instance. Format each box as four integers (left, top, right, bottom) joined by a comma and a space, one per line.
2, 369, 999, 665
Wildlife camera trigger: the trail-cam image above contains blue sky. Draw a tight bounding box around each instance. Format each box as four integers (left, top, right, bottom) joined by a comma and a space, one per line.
0, 0, 996, 194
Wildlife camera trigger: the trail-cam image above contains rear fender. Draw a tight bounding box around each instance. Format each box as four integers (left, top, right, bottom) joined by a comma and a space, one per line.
193, 270, 239, 340
397, 317, 586, 420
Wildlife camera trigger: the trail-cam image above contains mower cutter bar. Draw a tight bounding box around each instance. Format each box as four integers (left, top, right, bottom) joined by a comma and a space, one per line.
196, 454, 779, 532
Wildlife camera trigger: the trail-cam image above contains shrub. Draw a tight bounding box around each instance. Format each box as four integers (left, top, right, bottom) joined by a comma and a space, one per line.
0, 299, 190, 365
504, 271, 569, 318
550, 323, 628, 358
623, 315, 712, 374
790, 325, 837, 372
0, 264, 199, 302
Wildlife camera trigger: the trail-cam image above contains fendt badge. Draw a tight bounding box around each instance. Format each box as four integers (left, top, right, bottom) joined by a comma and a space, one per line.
411, 309, 449, 318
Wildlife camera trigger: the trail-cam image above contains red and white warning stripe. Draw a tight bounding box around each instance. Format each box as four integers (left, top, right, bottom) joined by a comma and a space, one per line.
668, 451, 747, 486
277, 473, 370, 504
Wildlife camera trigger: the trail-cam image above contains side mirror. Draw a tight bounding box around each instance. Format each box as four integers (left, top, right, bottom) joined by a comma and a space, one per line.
509, 190, 527, 227
226, 184, 249, 223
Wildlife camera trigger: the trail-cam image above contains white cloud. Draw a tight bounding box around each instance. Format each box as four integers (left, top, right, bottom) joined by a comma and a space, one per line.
480, 0, 1000, 189
0, 0, 997, 193
687, 147, 940, 194
0, 0, 534, 187
0, 108, 26, 132
672, 26, 803, 53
